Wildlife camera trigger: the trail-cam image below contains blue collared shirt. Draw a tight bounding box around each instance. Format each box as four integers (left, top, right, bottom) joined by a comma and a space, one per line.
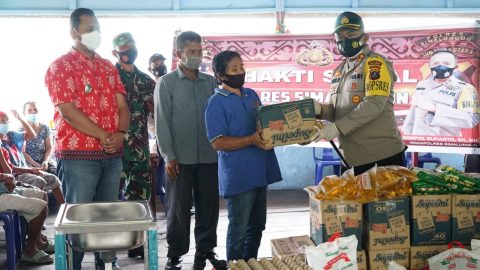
205, 87, 282, 197
154, 68, 218, 164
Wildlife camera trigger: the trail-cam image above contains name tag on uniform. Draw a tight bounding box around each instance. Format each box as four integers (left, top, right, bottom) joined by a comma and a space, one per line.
431, 89, 458, 106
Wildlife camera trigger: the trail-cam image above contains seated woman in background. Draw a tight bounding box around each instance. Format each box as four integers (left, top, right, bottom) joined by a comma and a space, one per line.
22, 102, 57, 175
0, 110, 65, 205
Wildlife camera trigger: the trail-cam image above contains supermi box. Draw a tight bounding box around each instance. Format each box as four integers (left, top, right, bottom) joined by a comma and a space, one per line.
363, 197, 410, 251
368, 249, 410, 270
452, 194, 480, 245
410, 245, 448, 270
256, 99, 317, 147
307, 190, 363, 250
411, 195, 452, 245
271, 235, 315, 261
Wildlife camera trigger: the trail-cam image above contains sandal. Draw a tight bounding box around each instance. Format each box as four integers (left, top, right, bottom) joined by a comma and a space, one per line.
41, 241, 55, 254
21, 250, 54, 264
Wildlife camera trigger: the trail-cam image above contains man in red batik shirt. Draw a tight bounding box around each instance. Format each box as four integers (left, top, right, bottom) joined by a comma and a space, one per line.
44, 8, 130, 270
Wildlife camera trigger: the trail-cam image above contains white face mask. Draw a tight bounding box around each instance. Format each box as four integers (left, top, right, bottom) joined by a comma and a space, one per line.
80, 30, 102, 51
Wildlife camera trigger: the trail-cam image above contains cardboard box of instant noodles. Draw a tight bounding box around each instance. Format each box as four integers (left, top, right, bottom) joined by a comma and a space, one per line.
256, 99, 318, 147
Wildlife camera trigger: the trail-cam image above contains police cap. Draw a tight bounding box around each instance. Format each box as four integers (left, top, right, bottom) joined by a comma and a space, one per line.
334, 11, 364, 33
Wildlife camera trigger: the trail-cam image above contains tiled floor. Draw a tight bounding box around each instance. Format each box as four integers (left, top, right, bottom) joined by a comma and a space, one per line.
0, 190, 310, 270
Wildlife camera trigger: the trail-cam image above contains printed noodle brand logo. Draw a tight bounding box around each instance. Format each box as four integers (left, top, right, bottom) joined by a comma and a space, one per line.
415, 199, 449, 211
372, 223, 388, 233
324, 205, 359, 215
373, 235, 409, 246
268, 120, 284, 131
270, 129, 315, 144
374, 252, 407, 263
413, 251, 440, 260
457, 200, 480, 210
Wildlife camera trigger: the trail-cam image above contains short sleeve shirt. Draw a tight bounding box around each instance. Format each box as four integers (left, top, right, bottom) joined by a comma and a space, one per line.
24, 124, 50, 164
1, 131, 27, 167
45, 48, 127, 160
204, 87, 282, 197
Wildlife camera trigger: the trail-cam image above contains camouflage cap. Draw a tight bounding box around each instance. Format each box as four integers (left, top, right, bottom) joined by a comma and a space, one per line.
334, 11, 364, 33
112, 32, 135, 47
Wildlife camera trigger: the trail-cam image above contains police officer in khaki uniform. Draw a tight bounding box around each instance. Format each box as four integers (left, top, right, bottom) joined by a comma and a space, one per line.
402, 50, 479, 136
312, 11, 406, 175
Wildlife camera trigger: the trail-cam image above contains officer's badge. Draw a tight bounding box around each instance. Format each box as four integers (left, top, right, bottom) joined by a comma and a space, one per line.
352, 95, 361, 104
367, 60, 382, 80
356, 53, 365, 63
341, 16, 349, 25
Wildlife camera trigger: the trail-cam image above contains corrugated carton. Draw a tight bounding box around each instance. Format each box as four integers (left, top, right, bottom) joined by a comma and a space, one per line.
452, 194, 480, 245
256, 99, 317, 147
271, 235, 315, 261
410, 245, 448, 270
306, 189, 363, 250
411, 194, 452, 245
363, 197, 410, 251
368, 249, 409, 270
357, 250, 367, 270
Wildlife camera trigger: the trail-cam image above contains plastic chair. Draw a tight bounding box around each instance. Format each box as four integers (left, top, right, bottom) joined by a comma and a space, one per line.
313, 148, 342, 185
405, 152, 441, 168
0, 210, 19, 270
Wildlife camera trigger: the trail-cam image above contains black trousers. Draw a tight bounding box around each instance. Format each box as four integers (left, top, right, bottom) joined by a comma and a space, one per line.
165, 163, 219, 257
353, 148, 406, 176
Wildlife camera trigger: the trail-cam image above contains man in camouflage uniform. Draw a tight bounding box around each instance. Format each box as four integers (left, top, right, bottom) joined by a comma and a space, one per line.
312, 11, 406, 175
112, 32, 156, 258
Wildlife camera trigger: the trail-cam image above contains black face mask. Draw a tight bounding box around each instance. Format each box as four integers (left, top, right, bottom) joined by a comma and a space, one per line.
430, 65, 454, 80
117, 48, 138, 64
336, 34, 365, 57
151, 65, 167, 77
223, 73, 246, 89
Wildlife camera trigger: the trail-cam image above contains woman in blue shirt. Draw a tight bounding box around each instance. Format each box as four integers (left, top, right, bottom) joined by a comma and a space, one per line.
204, 50, 282, 261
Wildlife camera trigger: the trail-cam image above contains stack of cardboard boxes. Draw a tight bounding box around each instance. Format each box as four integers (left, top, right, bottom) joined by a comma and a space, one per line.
307, 191, 366, 270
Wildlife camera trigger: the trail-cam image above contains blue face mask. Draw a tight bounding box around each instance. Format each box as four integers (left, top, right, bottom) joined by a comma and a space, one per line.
25, 114, 38, 123
0, 124, 9, 134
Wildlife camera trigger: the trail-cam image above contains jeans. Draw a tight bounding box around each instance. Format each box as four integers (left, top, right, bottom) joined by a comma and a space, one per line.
224, 186, 267, 261
57, 158, 122, 270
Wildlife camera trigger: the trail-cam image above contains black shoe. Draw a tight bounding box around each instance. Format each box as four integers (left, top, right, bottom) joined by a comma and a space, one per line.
128, 246, 144, 259
165, 256, 182, 270
193, 250, 227, 270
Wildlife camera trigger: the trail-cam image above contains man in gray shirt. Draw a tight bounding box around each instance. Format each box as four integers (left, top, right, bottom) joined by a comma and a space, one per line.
154, 31, 226, 270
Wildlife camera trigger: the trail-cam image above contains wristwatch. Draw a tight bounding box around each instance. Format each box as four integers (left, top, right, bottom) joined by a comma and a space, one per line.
119, 130, 129, 141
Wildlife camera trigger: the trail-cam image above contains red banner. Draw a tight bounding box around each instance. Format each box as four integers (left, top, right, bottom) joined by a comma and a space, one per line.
190, 26, 479, 152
